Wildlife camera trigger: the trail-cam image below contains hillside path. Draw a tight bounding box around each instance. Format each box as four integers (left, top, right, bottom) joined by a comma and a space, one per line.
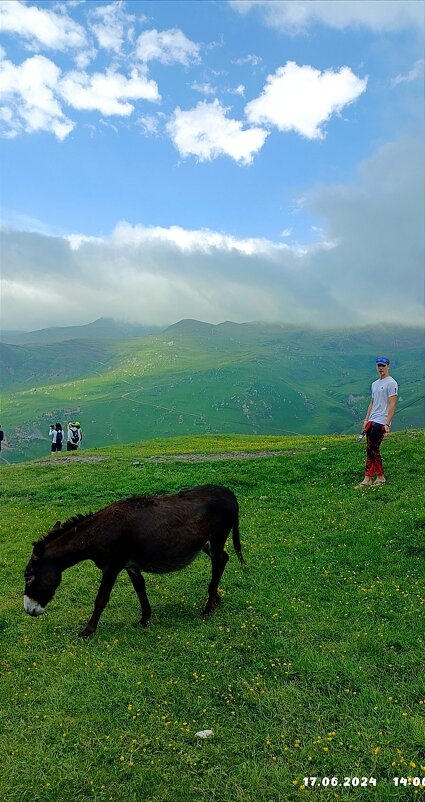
33, 449, 300, 466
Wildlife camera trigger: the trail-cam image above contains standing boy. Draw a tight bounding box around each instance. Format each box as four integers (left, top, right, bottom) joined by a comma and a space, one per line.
357, 357, 398, 488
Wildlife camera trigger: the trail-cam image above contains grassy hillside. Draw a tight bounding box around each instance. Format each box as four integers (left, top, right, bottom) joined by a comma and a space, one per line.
0, 432, 424, 802
1, 321, 423, 463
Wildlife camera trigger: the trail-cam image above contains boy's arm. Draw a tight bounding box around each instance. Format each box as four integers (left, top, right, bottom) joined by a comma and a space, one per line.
384, 395, 397, 431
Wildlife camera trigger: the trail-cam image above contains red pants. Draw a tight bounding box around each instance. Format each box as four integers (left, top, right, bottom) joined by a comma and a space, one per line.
365, 421, 385, 477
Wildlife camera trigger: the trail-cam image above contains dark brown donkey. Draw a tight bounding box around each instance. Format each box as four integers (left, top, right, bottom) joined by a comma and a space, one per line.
24, 484, 244, 637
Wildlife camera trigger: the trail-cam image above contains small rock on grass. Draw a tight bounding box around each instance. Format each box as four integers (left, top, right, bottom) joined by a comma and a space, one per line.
195, 729, 213, 739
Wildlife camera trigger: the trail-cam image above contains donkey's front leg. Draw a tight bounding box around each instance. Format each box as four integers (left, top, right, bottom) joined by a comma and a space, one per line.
78, 566, 120, 638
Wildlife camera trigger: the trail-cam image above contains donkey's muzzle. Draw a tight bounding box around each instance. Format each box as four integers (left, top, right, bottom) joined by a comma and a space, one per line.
24, 595, 45, 616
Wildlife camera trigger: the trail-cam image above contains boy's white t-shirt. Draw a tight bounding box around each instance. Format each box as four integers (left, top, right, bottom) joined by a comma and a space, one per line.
370, 376, 398, 424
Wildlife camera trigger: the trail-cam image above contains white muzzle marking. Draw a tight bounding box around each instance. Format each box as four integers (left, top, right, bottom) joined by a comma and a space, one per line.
24, 595, 45, 616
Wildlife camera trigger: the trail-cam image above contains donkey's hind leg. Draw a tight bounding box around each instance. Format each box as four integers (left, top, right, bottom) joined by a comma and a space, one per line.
203, 549, 229, 616
126, 566, 152, 627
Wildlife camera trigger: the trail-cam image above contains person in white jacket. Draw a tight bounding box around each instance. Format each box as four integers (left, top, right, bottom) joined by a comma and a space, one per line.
49, 423, 64, 455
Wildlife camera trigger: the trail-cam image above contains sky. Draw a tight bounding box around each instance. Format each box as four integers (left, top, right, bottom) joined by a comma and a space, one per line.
0, 0, 424, 331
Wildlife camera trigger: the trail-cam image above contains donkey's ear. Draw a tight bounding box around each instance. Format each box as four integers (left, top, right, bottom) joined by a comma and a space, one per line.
32, 541, 45, 559
53, 520, 61, 530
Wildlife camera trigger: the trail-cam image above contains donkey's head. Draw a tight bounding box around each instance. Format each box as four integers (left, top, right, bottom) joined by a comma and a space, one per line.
23, 528, 62, 616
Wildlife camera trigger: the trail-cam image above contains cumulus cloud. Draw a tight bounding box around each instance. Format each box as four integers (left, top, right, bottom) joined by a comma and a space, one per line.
0, 52, 160, 138
245, 61, 367, 139
59, 67, 160, 115
136, 28, 201, 65
0, 55, 74, 139
0, 0, 87, 50
230, 0, 424, 34
88, 1, 135, 54
1, 135, 422, 330
109, 220, 314, 256
167, 99, 268, 163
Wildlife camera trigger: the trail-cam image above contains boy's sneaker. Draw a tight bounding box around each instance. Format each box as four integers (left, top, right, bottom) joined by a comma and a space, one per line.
374, 476, 386, 486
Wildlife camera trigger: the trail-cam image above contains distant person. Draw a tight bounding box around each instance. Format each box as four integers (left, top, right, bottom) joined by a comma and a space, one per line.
356, 357, 398, 488
55, 423, 64, 452
0, 426, 3, 451
49, 423, 63, 455
75, 421, 83, 447
67, 422, 81, 451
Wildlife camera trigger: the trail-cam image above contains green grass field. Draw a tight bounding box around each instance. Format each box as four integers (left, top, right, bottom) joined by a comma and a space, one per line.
1, 432, 424, 801
2, 322, 424, 463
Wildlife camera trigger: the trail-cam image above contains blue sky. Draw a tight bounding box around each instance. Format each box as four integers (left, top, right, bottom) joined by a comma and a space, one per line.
0, 0, 423, 330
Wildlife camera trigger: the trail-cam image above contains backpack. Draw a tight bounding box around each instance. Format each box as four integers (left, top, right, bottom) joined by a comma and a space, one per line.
70, 426, 79, 444
56, 430, 63, 444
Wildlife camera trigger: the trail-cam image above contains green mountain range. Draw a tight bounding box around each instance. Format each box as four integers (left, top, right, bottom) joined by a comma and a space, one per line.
0, 316, 160, 345
0, 319, 423, 463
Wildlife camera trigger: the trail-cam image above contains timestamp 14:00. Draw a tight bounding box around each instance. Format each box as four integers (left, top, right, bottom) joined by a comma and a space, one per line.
302, 776, 425, 788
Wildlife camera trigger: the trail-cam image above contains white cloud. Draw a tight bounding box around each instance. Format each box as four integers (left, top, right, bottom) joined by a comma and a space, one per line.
191, 81, 217, 96
59, 67, 160, 115
392, 59, 425, 86
167, 99, 268, 164
191, 81, 246, 98
230, 0, 424, 34
233, 54, 262, 67
0, 222, 325, 329
0, 55, 74, 139
1, 135, 421, 330
88, 1, 135, 54
110, 220, 312, 256
0, 0, 87, 50
137, 113, 162, 137
229, 84, 245, 97
245, 61, 367, 139
136, 28, 201, 65
0, 52, 160, 138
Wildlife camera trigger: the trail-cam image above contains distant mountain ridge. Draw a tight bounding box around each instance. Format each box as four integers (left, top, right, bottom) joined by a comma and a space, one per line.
1, 319, 423, 463
0, 317, 162, 345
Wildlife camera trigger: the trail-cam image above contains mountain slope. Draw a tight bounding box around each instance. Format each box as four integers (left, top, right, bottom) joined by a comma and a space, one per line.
0, 317, 161, 345
0, 321, 423, 463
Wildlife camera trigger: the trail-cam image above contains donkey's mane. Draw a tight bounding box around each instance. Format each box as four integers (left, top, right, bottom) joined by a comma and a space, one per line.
34, 512, 96, 547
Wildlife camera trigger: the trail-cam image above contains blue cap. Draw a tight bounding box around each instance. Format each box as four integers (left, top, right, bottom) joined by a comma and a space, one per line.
376, 357, 389, 365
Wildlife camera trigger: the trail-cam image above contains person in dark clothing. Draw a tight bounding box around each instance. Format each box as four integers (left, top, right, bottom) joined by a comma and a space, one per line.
49, 423, 64, 456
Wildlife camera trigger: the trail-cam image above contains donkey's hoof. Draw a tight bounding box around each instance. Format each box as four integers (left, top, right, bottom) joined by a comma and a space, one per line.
202, 599, 220, 617
139, 618, 151, 629
78, 627, 94, 639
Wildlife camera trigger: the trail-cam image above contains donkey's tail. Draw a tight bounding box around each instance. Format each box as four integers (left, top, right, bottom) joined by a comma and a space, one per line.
232, 512, 245, 565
